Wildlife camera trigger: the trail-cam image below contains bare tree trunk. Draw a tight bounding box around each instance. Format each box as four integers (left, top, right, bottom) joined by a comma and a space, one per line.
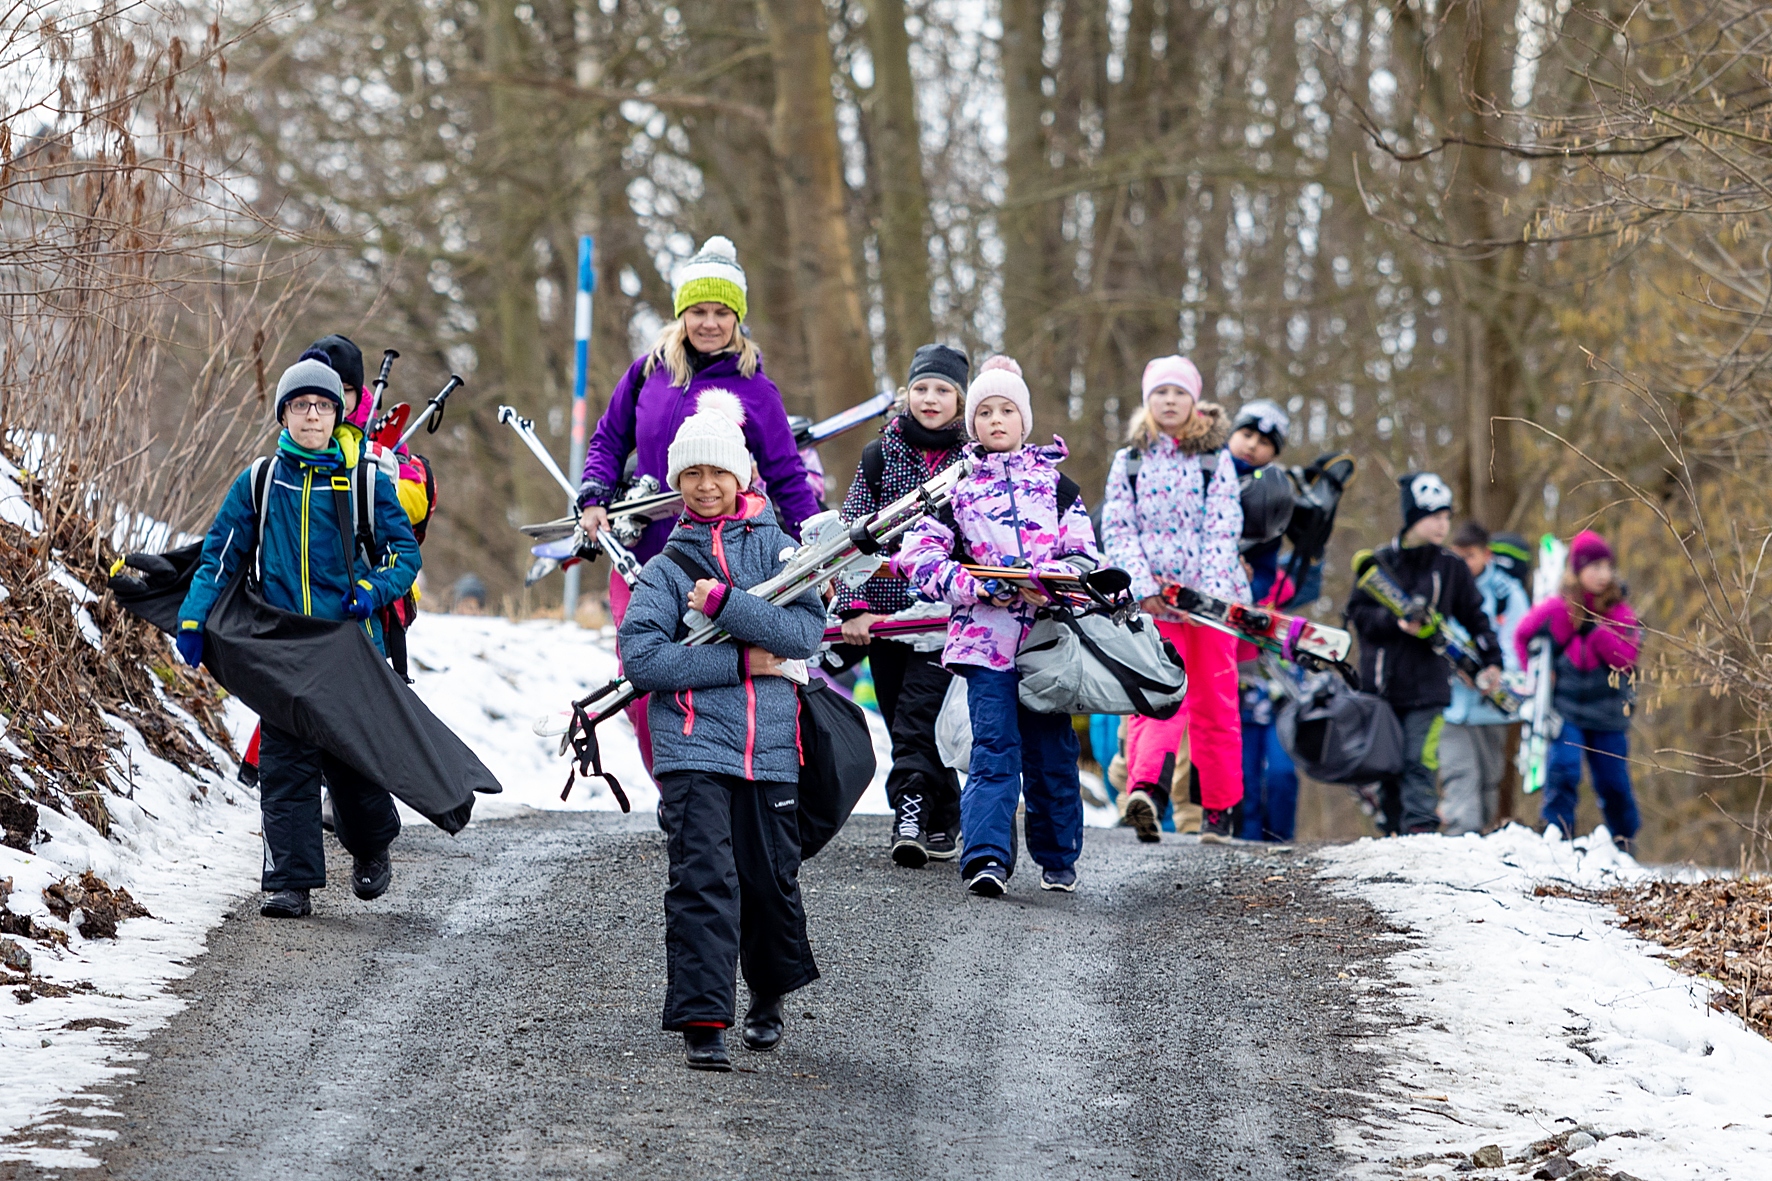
999, 0, 1064, 430
757, 0, 877, 424
862, 0, 934, 382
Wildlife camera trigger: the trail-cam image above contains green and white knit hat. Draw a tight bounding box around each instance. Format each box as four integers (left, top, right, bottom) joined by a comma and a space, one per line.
671, 235, 748, 321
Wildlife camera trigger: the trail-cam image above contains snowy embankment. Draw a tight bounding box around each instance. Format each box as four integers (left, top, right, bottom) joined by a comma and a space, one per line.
1320, 827, 1772, 1180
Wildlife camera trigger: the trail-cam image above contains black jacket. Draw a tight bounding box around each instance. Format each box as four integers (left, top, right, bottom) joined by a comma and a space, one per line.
1344, 540, 1501, 713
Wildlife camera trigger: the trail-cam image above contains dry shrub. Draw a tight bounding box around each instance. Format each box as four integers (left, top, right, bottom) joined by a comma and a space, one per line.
1604, 878, 1772, 1039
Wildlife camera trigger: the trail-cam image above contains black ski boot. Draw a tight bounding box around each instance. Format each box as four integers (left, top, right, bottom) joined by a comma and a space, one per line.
742, 995, 785, 1052
260, 888, 311, 918
683, 1027, 732, 1071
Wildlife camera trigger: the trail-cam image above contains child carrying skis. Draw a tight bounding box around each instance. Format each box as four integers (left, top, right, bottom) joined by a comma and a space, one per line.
617, 391, 826, 1071
897, 355, 1101, 897
1099, 355, 1248, 841
1440, 520, 1530, 835
832, 343, 971, 868
1512, 529, 1642, 852
1344, 474, 1502, 835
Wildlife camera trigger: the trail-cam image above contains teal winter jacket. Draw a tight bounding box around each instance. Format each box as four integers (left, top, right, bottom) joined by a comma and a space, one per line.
177, 441, 420, 655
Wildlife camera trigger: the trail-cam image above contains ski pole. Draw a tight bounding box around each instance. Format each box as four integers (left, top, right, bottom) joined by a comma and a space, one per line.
396, 375, 464, 452
497, 405, 579, 499
368, 349, 398, 425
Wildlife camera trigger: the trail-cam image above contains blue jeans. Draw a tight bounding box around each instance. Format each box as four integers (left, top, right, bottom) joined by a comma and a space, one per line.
1238, 721, 1298, 842
957, 665, 1083, 877
1542, 727, 1638, 841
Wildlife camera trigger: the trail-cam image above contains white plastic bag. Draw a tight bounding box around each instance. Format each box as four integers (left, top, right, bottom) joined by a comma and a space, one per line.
935, 675, 971, 772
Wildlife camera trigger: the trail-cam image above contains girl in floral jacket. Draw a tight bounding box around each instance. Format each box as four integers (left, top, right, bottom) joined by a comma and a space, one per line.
896, 356, 1101, 897
1100, 355, 1249, 841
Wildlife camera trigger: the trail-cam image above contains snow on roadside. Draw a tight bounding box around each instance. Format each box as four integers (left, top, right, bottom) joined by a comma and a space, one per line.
1, 699, 257, 1169
1319, 825, 1772, 1180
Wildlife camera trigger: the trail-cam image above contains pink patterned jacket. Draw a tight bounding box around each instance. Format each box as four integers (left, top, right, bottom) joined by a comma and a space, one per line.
895, 438, 1101, 671
1099, 406, 1250, 605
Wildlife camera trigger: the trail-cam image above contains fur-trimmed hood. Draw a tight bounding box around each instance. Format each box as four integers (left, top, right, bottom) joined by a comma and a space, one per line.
1174, 403, 1232, 455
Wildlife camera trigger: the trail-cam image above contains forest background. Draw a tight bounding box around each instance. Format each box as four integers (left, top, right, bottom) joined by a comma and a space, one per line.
3, 0, 1770, 865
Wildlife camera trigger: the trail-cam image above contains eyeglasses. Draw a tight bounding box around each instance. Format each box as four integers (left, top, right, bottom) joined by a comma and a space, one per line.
286, 397, 337, 418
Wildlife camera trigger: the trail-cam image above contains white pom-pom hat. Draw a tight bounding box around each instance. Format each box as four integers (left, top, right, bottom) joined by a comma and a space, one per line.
964, 354, 1033, 444
667, 388, 753, 491
672, 235, 748, 321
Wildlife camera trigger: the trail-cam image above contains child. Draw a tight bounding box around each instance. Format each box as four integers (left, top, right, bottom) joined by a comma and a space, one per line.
1512, 530, 1642, 851
1440, 520, 1529, 835
1344, 474, 1502, 835
1099, 355, 1248, 841
618, 391, 826, 1071
897, 355, 1101, 897
832, 343, 971, 868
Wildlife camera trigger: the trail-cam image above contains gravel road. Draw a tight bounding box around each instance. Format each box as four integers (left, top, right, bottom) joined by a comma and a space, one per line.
2, 811, 1403, 1179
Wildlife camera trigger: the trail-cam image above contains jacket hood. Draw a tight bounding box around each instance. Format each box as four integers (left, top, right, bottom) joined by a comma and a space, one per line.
1175, 404, 1231, 455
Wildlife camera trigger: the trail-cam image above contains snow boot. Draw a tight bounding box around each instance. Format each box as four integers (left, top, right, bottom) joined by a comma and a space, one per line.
1124, 788, 1161, 844
352, 849, 392, 901
1199, 807, 1235, 843
683, 1026, 732, 1072
742, 995, 785, 1052
891, 793, 929, 868
260, 888, 311, 918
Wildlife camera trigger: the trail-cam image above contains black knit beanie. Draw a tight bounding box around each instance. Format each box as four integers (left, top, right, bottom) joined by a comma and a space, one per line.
307, 334, 365, 393
905, 343, 969, 391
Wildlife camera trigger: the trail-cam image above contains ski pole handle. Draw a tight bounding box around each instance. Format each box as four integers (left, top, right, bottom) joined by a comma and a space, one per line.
369, 349, 398, 422
396, 375, 463, 452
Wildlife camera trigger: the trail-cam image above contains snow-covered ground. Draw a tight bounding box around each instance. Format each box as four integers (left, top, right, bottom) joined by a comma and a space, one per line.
0, 700, 258, 1170
1320, 825, 1772, 1179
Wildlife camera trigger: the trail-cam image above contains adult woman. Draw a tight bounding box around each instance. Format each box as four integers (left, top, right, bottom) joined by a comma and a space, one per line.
576, 235, 818, 573
831, 344, 970, 867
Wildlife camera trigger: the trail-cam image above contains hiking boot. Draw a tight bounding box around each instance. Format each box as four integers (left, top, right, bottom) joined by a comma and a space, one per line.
742, 995, 785, 1052
237, 760, 259, 788
891, 793, 929, 868
925, 829, 959, 860
352, 849, 392, 901
1039, 866, 1078, 893
1124, 789, 1161, 844
964, 859, 1007, 898
1199, 807, 1234, 843
260, 888, 311, 918
683, 1026, 732, 1071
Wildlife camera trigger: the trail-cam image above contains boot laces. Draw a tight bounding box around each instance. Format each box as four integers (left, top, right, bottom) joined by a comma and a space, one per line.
896, 794, 924, 837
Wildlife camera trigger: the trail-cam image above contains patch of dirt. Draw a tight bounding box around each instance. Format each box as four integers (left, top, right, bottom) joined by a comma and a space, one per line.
43, 871, 152, 940
1581, 878, 1772, 1038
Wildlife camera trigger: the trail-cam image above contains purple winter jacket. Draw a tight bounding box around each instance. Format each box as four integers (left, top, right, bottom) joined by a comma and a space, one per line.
577, 351, 819, 561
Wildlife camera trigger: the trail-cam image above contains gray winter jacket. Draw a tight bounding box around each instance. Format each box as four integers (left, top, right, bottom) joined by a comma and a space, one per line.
619, 493, 824, 784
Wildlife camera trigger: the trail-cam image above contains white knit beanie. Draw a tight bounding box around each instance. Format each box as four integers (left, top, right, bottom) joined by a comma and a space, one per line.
667, 389, 752, 490
671, 236, 748, 321
964, 355, 1033, 443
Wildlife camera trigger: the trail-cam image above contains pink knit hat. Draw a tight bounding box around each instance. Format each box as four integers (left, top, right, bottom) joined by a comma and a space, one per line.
1568, 530, 1615, 573
1142, 355, 1203, 406
965, 354, 1033, 443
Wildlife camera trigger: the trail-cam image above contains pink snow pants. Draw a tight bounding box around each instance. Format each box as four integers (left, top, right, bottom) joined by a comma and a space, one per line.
608, 569, 654, 771
1126, 618, 1244, 811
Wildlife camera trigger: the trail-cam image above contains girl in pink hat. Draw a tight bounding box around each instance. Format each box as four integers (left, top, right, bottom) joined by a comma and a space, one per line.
1099, 355, 1248, 841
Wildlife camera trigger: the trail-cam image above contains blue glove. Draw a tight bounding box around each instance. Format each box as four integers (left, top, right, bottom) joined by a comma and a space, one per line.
342, 582, 376, 621
175, 627, 204, 668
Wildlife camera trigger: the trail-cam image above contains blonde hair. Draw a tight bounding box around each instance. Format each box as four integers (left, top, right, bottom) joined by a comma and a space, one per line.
643, 317, 760, 387
1124, 401, 1213, 448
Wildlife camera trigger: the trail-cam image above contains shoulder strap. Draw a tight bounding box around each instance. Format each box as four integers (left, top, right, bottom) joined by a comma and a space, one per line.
860, 439, 886, 500
250, 457, 273, 584
1123, 447, 1143, 510
328, 470, 360, 585
350, 453, 378, 560
1056, 474, 1081, 519
661, 545, 718, 585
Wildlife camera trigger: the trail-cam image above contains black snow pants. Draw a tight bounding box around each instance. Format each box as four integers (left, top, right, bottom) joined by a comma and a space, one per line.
658, 770, 819, 1030
1377, 707, 1444, 837
867, 638, 962, 835
258, 722, 401, 891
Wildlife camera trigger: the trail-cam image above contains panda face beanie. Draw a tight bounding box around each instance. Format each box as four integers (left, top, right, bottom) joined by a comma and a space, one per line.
1398, 471, 1454, 534
964, 354, 1033, 443
672, 235, 748, 322
667, 389, 753, 490
274, 357, 346, 423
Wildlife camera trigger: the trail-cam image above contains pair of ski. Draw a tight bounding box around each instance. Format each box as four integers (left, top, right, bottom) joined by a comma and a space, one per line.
1158, 584, 1356, 683
550, 460, 971, 805
1517, 534, 1567, 794
1351, 549, 1523, 715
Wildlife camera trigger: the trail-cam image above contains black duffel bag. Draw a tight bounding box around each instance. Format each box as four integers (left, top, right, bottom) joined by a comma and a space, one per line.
1277, 674, 1403, 785
795, 677, 876, 859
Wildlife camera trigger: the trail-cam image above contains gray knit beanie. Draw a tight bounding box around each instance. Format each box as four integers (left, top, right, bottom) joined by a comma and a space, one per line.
274, 356, 346, 422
